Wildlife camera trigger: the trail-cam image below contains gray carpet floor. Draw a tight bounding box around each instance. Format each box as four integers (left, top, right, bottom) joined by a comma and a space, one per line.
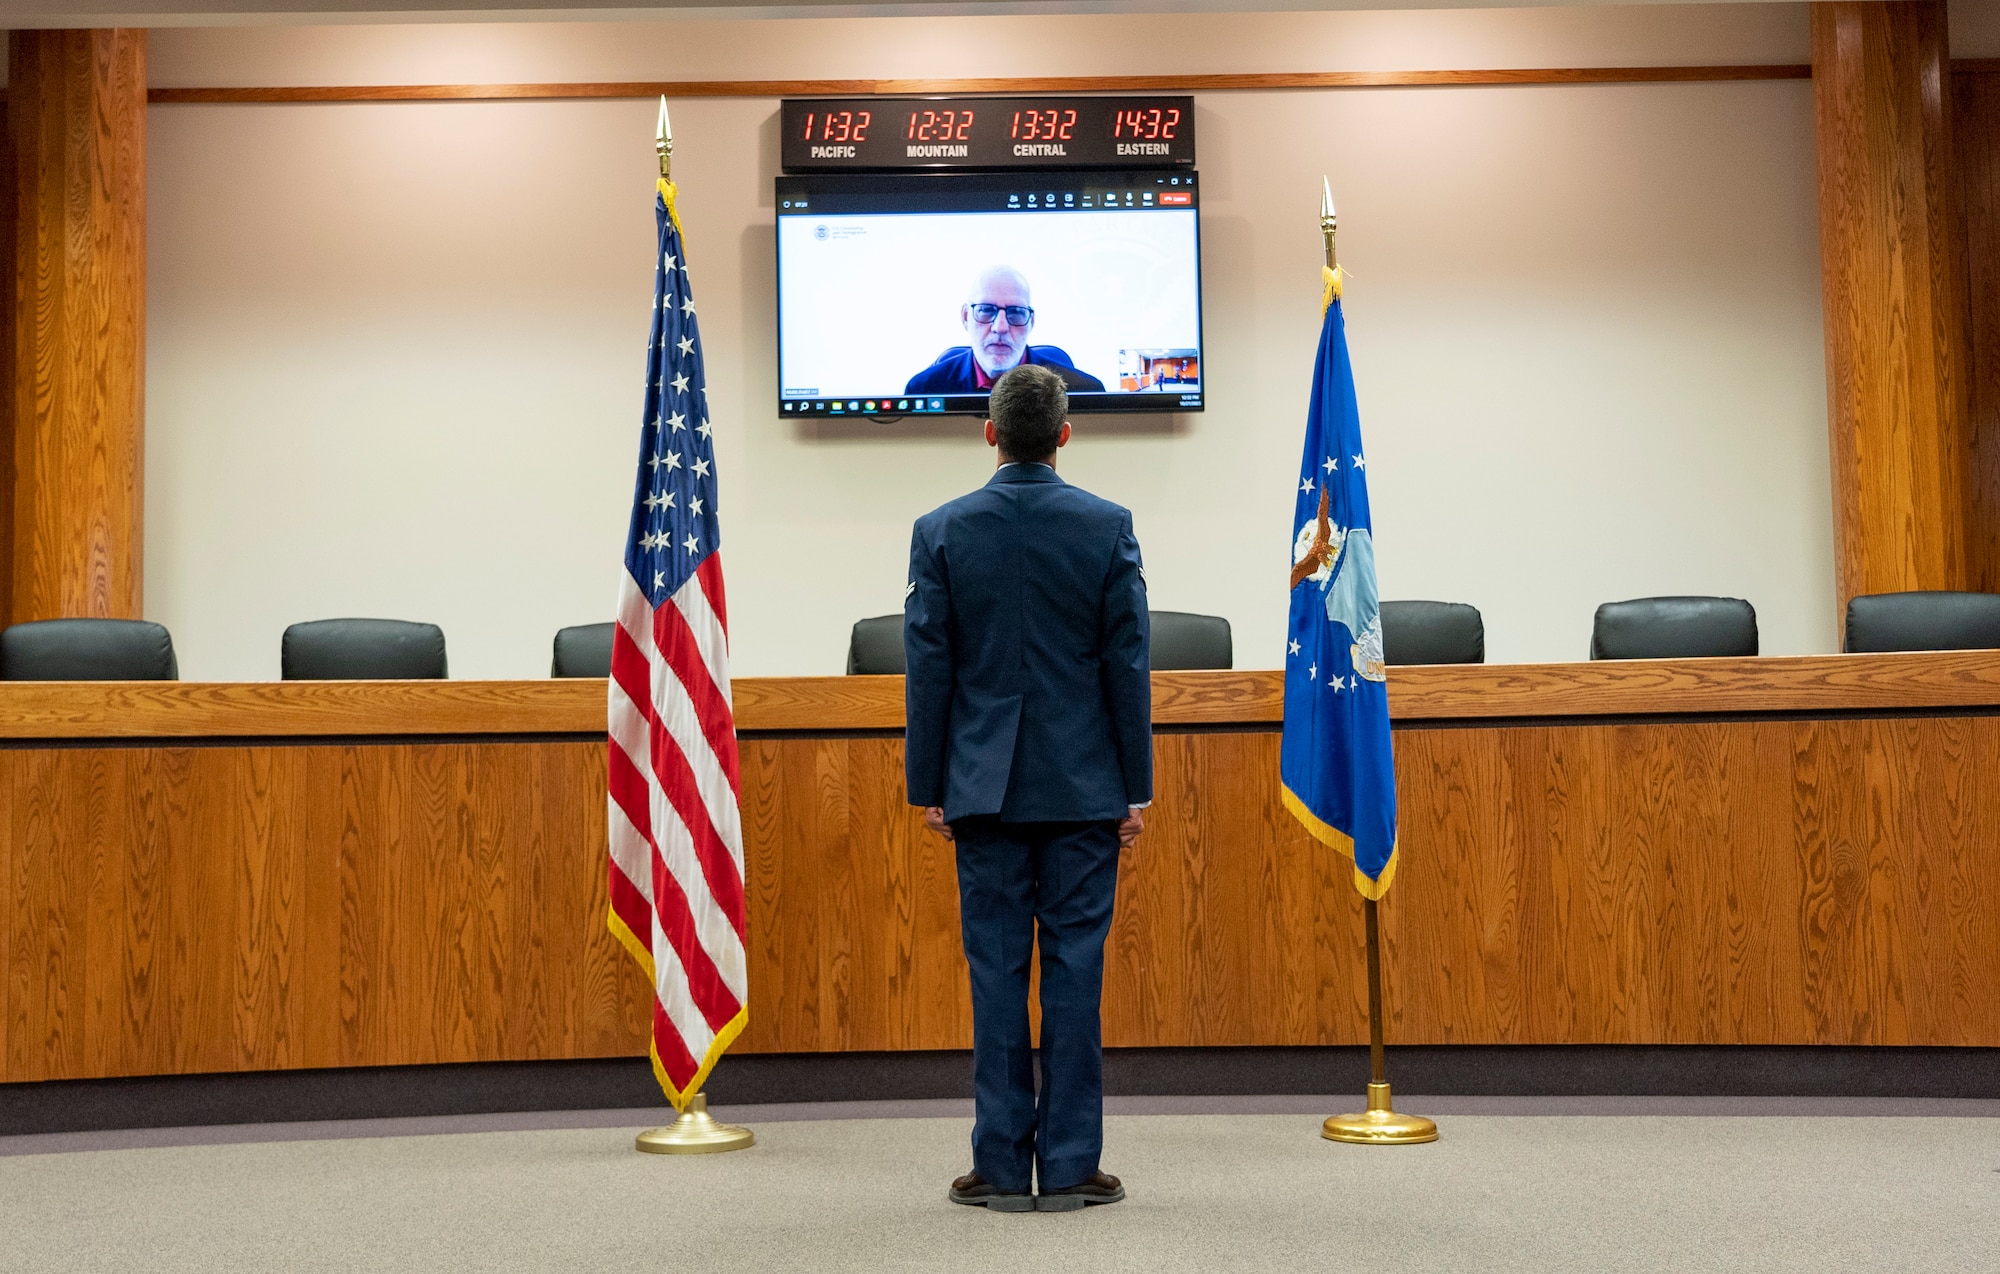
3, 1104, 1997, 1272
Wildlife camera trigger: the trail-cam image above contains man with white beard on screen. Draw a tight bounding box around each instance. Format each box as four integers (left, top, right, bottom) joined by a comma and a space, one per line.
904, 266, 1108, 396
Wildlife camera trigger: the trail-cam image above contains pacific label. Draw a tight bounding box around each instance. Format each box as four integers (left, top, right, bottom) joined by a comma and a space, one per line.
809, 145, 858, 159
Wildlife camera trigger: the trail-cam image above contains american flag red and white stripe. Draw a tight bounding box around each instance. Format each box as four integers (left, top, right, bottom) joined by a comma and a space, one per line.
606, 177, 748, 1109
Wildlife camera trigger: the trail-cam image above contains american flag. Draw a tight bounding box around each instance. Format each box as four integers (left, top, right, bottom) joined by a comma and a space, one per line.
606, 178, 748, 1109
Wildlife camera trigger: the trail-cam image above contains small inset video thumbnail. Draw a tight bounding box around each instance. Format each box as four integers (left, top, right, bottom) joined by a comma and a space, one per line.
1118, 348, 1200, 392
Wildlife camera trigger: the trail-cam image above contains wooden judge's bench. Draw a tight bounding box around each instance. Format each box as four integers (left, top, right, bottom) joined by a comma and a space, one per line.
4, 655, 1998, 1087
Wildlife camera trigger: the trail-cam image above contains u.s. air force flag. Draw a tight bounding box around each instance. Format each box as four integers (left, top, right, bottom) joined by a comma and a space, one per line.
1280, 274, 1399, 899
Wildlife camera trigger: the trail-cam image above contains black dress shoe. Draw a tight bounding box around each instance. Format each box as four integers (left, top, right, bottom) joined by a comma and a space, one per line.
949, 1171, 1035, 1212
1036, 1171, 1125, 1211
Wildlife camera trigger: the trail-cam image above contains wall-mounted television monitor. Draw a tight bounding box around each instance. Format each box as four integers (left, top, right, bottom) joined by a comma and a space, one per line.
775, 170, 1203, 417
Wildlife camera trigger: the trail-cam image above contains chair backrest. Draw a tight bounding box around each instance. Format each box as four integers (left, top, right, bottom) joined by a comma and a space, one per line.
847, 615, 905, 675
552, 622, 615, 677
1844, 590, 2000, 653
1150, 611, 1232, 671
1380, 600, 1485, 666
1590, 596, 1757, 660
848, 609, 1235, 674
0, 618, 179, 681
282, 618, 448, 680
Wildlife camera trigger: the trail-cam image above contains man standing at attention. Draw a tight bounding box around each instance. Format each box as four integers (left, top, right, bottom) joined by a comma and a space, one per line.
904, 364, 1151, 1213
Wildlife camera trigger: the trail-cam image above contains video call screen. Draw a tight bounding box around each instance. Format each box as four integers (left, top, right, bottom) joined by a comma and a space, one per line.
775, 171, 1203, 416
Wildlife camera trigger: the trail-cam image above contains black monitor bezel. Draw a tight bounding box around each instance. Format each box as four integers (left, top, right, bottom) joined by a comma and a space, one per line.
774, 169, 1205, 419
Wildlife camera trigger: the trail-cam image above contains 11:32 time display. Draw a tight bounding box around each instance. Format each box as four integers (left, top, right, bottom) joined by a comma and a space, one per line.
780, 95, 1195, 171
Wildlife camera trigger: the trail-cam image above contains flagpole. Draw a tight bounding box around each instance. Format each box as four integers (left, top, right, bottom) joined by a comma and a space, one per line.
628, 97, 753, 1156
1315, 177, 1436, 1147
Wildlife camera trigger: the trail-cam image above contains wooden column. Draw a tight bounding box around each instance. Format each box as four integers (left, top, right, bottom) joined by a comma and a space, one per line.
1, 30, 147, 626
1958, 63, 2000, 593
1811, 2, 1972, 620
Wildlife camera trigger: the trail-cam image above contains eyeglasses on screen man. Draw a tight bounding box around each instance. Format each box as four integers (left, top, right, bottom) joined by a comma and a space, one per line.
969, 304, 1034, 325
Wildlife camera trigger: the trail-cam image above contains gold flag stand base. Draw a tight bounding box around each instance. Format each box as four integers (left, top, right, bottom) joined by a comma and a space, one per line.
1321, 898, 1439, 1147
634, 1093, 754, 1155
1322, 1081, 1438, 1145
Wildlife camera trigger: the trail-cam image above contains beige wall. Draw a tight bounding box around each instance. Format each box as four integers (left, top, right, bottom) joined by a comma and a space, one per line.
143, 5, 1833, 679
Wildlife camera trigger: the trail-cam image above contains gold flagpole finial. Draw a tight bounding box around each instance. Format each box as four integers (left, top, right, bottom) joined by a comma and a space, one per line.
1319, 177, 1343, 309
1320, 176, 1337, 273
656, 96, 673, 182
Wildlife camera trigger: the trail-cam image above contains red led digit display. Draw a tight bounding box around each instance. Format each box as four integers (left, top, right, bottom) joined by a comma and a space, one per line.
1112, 108, 1181, 140
782, 96, 1191, 168
907, 109, 975, 141
1010, 109, 1077, 142
817, 110, 870, 142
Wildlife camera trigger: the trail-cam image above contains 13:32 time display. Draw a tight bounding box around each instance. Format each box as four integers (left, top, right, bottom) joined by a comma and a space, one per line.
780, 95, 1196, 171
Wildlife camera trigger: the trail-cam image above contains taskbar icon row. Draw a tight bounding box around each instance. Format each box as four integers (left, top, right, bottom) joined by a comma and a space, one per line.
782, 396, 975, 416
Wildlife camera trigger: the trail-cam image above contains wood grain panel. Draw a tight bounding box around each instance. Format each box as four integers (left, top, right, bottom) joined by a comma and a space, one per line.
734, 675, 903, 733
7, 655, 2000, 742
8, 700, 2000, 1082
1957, 66, 2000, 593
0, 738, 649, 1082
144, 65, 1814, 105
5, 30, 146, 626
1812, 1, 1974, 616
1380, 650, 2000, 720
0, 679, 612, 739
0, 95, 15, 628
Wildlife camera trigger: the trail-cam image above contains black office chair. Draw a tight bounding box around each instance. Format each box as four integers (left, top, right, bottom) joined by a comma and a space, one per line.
1150, 611, 1231, 670
849, 609, 1233, 674
281, 618, 448, 680
1590, 596, 1757, 660
847, 615, 904, 675
1381, 600, 1485, 665
553, 622, 616, 677
0, 618, 179, 680
1843, 590, 2000, 653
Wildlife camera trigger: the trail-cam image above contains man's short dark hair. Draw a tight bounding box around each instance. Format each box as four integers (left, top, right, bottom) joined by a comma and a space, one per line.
989, 365, 1067, 460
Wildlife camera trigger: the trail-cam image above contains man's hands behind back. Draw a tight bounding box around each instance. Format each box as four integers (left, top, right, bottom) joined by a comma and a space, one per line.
1118, 807, 1144, 848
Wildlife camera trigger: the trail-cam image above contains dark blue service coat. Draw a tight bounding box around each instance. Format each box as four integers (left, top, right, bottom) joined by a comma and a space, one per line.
904, 346, 1108, 396
904, 463, 1152, 823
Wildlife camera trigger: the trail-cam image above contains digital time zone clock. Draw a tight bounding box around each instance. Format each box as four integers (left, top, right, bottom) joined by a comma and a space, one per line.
779, 96, 1195, 172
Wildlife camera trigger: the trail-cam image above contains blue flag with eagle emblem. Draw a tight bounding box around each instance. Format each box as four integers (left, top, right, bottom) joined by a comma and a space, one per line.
1280, 281, 1399, 899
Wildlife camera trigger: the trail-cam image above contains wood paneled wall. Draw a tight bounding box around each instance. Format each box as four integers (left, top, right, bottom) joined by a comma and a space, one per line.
2, 30, 147, 627
1811, 1, 1973, 618
8, 702, 1999, 1084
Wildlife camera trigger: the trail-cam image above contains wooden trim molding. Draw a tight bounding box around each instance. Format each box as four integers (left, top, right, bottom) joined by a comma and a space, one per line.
144, 65, 1814, 105
5, 652, 2000, 739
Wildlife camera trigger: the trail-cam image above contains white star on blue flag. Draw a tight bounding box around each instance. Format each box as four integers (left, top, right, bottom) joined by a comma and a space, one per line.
625, 195, 721, 608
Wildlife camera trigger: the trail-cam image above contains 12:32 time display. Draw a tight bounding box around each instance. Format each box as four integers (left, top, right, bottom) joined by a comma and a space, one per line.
780, 95, 1195, 170
907, 109, 975, 142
